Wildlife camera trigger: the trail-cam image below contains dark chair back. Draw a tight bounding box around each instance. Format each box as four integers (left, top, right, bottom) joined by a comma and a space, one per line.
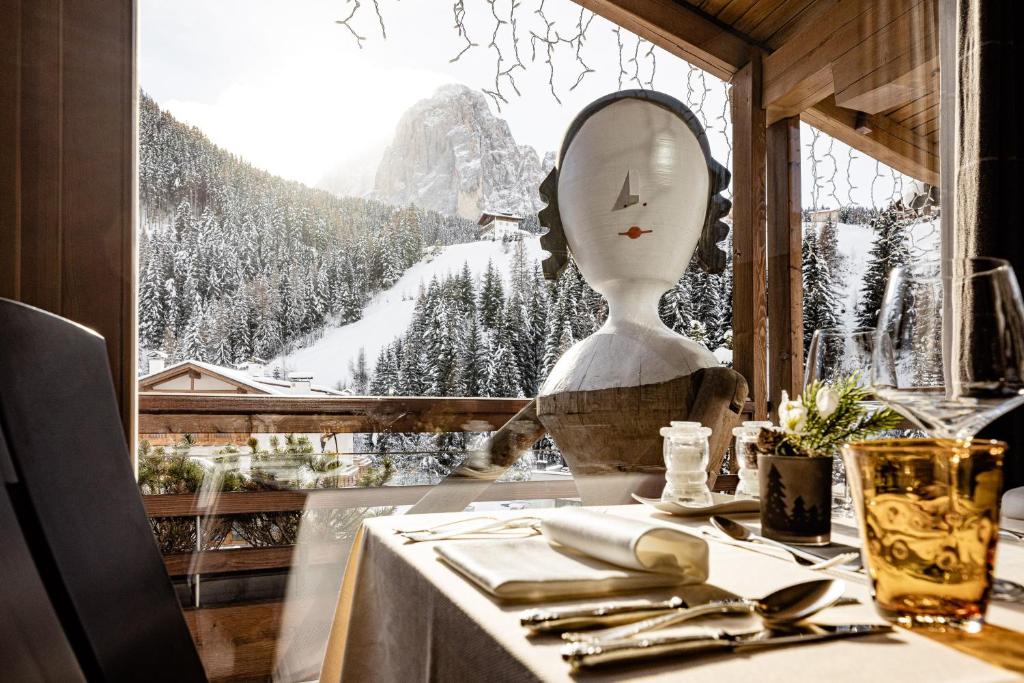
0, 299, 206, 681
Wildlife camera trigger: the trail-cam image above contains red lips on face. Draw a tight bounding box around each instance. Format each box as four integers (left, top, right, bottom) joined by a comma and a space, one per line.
618, 226, 653, 239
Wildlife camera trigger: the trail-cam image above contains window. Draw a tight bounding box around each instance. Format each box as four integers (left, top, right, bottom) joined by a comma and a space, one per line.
136, 2, 736, 677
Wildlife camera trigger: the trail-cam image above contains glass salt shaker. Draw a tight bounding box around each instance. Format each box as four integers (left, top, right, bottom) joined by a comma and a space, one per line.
658, 421, 713, 506
733, 420, 772, 499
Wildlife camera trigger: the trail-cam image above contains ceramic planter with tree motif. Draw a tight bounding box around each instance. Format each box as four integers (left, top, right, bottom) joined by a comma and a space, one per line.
755, 374, 901, 545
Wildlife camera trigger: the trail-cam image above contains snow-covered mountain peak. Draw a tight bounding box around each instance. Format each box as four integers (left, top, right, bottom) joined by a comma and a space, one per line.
373, 84, 548, 221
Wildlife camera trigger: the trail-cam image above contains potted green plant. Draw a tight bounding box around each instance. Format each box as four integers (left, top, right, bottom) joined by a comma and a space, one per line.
756, 374, 900, 545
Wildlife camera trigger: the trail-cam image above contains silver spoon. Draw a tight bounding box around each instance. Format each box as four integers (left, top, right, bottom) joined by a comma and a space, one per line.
710, 515, 855, 568
564, 578, 845, 643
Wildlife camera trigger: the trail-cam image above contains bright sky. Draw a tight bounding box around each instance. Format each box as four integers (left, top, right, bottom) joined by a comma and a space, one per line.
139, 0, 906, 207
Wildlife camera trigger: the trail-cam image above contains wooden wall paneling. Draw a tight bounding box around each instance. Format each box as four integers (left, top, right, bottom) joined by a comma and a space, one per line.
730, 53, 769, 420
61, 0, 137, 442
0, 0, 20, 299
766, 116, 803, 409
17, 0, 63, 313
0, 0, 136, 442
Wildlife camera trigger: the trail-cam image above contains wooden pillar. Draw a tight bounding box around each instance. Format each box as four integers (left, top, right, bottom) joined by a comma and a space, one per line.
766, 116, 803, 409
0, 0, 137, 443
731, 52, 769, 420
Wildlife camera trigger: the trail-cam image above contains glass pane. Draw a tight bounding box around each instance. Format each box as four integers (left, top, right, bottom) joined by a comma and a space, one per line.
137, 1, 736, 679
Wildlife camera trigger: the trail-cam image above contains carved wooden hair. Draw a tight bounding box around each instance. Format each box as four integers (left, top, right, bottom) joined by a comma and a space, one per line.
539, 90, 732, 280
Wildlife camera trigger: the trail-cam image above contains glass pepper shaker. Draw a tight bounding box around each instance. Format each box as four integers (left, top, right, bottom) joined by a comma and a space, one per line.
733, 420, 772, 499
659, 421, 713, 506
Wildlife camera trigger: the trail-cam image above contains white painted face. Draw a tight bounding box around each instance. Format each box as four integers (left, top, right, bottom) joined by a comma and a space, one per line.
557, 99, 711, 296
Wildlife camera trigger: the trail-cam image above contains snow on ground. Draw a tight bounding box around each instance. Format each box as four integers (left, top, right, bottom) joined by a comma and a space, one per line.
275, 237, 547, 389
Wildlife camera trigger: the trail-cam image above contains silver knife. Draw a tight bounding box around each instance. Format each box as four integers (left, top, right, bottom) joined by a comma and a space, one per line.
520, 597, 688, 633
562, 623, 894, 670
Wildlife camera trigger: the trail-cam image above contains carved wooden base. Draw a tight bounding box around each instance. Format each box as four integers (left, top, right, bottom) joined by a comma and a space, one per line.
537, 367, 748, 505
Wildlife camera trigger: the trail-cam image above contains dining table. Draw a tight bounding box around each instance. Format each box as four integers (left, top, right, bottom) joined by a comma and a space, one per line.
319, 502, 1024, 682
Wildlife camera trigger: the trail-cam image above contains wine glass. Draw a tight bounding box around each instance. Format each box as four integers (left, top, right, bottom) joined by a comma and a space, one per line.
871, 257, 1024, 440
805, 327, 882, 516
805, 327, 879, 392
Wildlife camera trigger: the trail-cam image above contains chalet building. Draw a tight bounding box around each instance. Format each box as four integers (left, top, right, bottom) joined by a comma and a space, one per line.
138, 360, 353, 454
808, 208, 840, 228
477, 211, 525, 240
139, 359, 344, 397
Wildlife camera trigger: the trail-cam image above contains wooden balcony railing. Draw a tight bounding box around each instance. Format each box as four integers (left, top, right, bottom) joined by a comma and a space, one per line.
139, 393, 580, 577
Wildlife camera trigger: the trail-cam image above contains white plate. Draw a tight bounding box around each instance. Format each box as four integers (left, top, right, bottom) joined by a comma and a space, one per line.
632, 492, 760, 517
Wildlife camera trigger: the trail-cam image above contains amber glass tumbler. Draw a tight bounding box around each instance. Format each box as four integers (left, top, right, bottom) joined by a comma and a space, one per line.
842, 439, 1005, 632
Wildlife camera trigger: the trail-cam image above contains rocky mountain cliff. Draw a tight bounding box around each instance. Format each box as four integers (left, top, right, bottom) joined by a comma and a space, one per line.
373, 84, 552, 221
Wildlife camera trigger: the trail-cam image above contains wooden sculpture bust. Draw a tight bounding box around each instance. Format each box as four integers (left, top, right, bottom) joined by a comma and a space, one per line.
410, 90, 748, 513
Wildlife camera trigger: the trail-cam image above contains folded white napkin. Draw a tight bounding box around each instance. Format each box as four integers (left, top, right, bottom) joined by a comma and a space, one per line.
435, 510, 708, 601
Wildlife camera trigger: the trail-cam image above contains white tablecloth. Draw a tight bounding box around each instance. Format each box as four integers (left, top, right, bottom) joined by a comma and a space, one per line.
321, 505, 1024, 682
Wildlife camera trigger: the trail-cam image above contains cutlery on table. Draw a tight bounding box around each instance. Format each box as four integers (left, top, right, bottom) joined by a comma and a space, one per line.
561, 623, 894, 670
563, 578, 845, 643
524, 595, 860, 635
710, 515, 861, 570
1000, 527, 1024, 542
520, 597, 687, 633
993, 578, 1024, 602
397, 516, 542, 542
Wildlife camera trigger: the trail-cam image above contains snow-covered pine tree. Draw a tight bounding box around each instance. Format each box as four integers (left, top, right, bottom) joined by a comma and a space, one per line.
205, 300, 234, 365
501, 291, 531, 397
817, 216, 843, 276
228, 288, 253, 362
659, 274, 692, 335
478, 259, 505, 330
348, 347, 370, 395
425, 295, 461, 396
139, 256, 167, 349
519, 266, 549, 396
179, 294, 209, 361
369, 344, 399, 396
855, 204, 910, 329
509, 236, 530, 296
484, 306, 525, 398
459, 308, 487, 396
689, 267, 724, 350
802, 227, 841, 352
454, 261, 476, 316
398, 294, 430, 396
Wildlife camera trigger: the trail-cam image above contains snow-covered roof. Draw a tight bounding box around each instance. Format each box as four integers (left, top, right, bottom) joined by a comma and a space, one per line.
139, 359, 344, 396
477, 211, 523, 225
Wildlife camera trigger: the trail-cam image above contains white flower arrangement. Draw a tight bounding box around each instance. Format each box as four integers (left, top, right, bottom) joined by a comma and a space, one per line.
757, 373, 901, 457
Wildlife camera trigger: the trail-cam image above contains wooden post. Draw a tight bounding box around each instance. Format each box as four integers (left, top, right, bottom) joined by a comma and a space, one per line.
731, 53, 769, 420
0, 0, 137, 443
767, 116, 803, 409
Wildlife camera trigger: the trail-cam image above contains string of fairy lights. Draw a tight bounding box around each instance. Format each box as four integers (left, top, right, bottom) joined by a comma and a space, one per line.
336, 0, 919, 217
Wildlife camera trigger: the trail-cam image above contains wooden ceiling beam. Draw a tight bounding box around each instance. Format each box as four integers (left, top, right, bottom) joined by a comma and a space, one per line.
578, 0, 940, 184
762, 0, 922, 123
831, 0, 938, 113
803, 96, 939, 185
571, 0, 752, 80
